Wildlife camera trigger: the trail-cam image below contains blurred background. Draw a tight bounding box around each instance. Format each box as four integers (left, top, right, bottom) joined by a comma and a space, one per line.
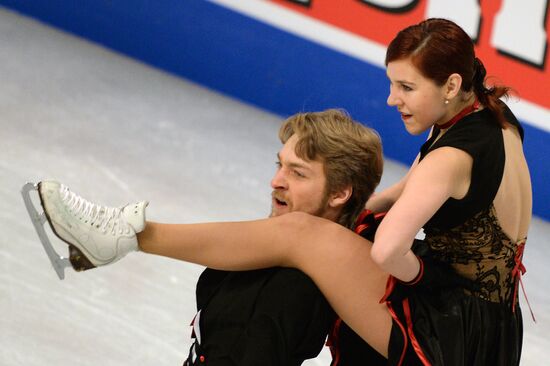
1, 1, 548, 365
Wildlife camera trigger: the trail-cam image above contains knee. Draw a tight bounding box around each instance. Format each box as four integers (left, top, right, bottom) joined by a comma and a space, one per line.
270, 212, 320, 256
275, 211, 329, 238
273, 211, 343, 255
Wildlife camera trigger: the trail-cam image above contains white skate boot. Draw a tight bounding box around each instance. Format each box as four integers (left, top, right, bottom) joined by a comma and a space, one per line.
21, 180, 147, 279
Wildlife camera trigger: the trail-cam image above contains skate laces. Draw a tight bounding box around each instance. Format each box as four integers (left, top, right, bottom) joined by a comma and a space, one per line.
60, 184, 132, 235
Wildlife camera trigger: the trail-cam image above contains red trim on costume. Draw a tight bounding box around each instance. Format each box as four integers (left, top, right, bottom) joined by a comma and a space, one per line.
438, 99, 480, 130
386, 302, 408, 366
402, 257, 424, 286
355, 209, 373, 228
380, 276, 408, 365
380, 259, 432, 364
326, 318, 342, 365
379, 257, 423, 304
355, 223, 370, 235
380, 276, 397, 304
354, 210, 386, 236
354, 209, 372, 235
512, 241, 536, 322
403, 298, 432, 366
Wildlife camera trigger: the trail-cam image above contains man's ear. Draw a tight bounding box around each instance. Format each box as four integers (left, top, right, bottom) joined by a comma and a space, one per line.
444, 73, 463, 100
328, 185, 353, 208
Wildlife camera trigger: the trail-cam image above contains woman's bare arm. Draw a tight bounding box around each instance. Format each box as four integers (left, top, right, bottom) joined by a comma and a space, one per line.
366, 154, 420, 213
371, 146, 473, 281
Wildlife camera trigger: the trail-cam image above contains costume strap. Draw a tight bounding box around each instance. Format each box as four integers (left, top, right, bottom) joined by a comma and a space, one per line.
437, 98, 480, 130
511, 241, 536, 322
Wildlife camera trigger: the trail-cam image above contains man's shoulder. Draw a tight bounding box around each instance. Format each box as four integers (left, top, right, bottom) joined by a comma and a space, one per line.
270, 267, 315, 282
217, 267, 315, 282
198, 267, 324, 304
265, 268, 324, 297
198, 268, 314, 292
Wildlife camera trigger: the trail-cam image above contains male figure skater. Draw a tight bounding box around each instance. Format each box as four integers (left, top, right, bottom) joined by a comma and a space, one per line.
182, 110, 386, 366
26, 109, 387, 365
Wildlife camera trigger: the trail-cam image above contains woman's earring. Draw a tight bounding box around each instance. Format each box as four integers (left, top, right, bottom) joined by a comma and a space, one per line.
444, 99, 449, 105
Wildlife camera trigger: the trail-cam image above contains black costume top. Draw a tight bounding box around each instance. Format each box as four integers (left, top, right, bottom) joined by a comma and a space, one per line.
184, 210, 391, 366
183, 267, 333, 366
385, 104, 526, 366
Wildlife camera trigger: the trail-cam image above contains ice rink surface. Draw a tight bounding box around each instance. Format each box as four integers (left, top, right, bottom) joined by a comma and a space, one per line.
1, 7, 548, 365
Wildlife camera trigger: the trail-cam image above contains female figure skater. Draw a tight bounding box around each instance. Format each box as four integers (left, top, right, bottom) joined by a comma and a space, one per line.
34, 18, 531, 365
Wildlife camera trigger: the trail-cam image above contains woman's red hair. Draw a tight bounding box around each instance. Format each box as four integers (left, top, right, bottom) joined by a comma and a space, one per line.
385, 18, 511, 127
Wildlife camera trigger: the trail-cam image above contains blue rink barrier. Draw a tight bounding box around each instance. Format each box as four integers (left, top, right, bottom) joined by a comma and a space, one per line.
2, 0, 548, 221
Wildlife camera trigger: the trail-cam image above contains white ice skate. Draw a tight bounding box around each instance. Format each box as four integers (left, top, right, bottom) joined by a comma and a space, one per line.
21, 180, 147, 279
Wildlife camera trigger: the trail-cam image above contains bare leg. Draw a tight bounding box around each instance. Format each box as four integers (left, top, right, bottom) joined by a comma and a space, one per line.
138, 212, 392, 356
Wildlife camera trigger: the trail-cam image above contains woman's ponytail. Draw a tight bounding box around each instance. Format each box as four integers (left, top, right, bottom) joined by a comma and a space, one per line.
472, 57, 511, 128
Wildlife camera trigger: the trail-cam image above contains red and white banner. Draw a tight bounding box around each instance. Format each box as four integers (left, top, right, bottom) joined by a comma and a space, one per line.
212, 0, 550, 132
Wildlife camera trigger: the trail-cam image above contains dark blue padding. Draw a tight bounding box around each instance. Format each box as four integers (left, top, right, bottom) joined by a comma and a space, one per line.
1, 0, 547, 220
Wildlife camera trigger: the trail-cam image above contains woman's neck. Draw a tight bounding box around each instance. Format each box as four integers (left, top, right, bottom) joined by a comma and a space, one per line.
437, 94, 479, 130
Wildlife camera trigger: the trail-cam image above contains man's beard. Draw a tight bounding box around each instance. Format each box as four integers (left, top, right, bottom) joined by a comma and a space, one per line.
269, 191, 331, 219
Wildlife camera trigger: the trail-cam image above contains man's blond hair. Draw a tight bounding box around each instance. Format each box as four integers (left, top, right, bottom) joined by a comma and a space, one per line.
279, 109, 383, 229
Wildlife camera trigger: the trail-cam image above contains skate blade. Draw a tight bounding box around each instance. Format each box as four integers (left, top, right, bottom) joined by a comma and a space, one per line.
21, 182, 71, 280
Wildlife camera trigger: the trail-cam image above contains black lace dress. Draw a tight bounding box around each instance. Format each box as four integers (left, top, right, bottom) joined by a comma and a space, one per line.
385, 105, 527, 366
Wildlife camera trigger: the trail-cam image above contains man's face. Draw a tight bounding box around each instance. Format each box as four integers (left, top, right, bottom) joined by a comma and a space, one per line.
270, 134, 336, 220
